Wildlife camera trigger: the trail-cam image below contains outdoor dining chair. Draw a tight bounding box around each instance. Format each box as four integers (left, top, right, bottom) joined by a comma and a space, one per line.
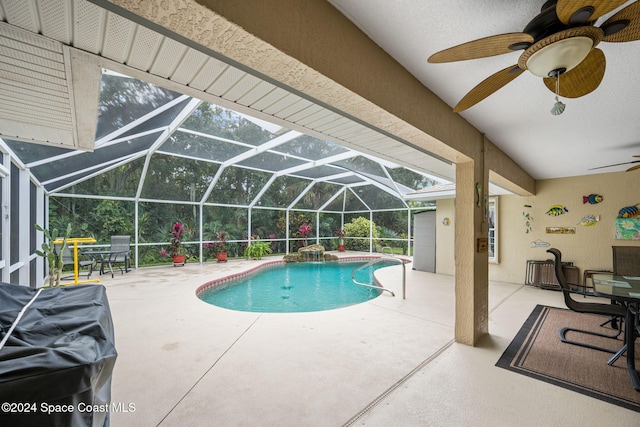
99, 235, 131, 278
55, 244, 94, 280
612, 246, 640, 277
547, 248, 627, 354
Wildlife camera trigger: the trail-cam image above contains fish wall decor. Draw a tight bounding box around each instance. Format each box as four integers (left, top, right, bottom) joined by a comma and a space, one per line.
617, 204, 639, 218
545, 205, 568, 216
583, 194, 603, 204
578, 215, 599, 227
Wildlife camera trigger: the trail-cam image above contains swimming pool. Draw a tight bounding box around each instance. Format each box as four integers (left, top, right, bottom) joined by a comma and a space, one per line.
197, 259, 398, 313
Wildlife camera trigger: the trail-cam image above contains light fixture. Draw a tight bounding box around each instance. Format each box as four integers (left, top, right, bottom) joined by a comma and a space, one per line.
525, 37, 594, 78
550, 70, 565, 116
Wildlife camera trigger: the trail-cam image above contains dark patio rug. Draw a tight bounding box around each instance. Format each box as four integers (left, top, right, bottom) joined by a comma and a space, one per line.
496, 304, 640, 412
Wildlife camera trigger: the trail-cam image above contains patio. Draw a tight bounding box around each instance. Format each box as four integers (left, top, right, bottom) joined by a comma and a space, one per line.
103, 255, 638, 426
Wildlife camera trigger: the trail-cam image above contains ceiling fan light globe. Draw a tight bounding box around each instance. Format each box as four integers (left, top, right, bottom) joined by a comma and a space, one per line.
526, 37, 593, 77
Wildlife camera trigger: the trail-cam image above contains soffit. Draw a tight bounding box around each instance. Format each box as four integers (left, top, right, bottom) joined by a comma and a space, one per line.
0, 0, 455, 182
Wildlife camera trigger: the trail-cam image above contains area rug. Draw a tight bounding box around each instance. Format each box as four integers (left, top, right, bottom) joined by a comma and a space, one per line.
496, 304, 640, 412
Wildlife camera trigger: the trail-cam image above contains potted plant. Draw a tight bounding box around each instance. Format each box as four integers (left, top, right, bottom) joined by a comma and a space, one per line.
214, 231, 228, 263
167, 222, 186, 266
336, 228, 345, 252
244, 235, 272, 260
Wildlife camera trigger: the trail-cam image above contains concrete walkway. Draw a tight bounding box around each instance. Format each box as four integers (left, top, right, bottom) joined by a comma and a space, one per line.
102, 255, 638, 426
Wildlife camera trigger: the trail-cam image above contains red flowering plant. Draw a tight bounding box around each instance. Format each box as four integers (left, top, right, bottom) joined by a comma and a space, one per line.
167, 222, 185, 256
214, 231, 227, 254
336, 228, 345, 247
299, 224, 312, 246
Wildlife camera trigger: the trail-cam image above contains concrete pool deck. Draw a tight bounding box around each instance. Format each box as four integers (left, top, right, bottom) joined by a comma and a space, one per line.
103, 253, 638, 426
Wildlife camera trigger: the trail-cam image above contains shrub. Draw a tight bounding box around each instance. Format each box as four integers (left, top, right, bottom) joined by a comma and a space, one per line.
244, 235, 273, 259
343, 217, 379, 251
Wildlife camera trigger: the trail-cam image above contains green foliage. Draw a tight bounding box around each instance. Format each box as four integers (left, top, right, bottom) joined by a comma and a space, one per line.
251, 209, 282, 240
34, 223, 71, 287
386, 167, 438, 190
94, 200, 133, 238
278, 211, 315, 250
397, 233, 409, 255
141, 154, 221, 201
49, 197, 135, 243
343, 217, 379, 251
97, 75, 177, 139
244, 236, 273, 260
203, 206, 246, 241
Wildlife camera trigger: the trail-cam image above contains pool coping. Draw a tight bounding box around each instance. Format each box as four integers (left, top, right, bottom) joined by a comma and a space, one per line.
195, 255, 409, 297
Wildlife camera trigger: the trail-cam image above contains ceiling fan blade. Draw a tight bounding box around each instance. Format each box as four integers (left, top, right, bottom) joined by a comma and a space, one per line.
601, 1, 640, 42
627, 164, 640, 172
556, 0, 627, 25
453, 65, 524, 112
588, 159, 640, 170
428, 33, 534, 63
542, 48, 605, 98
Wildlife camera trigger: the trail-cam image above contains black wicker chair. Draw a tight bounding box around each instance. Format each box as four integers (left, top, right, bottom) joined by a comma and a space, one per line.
547, 248, 626, 354
612, 246, 640, 277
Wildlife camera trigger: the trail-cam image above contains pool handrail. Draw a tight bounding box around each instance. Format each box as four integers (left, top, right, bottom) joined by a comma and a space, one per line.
380, 246, 395, 256
351, 255, 406, 298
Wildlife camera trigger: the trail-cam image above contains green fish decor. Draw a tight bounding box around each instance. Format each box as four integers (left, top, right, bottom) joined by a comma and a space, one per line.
582, 194, 603, 204
617, 204, 639, 218
578, 215, 598, 227
545, 205, 568, 216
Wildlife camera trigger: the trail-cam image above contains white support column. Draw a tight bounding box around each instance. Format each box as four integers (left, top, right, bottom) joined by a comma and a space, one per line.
407, 209, 411, 256
19, 167, 30, 285
369, 211, 373, 253
285, 209, 290, 254
134, 199, 139, 269
35, 185, 45, 287
0, 158, 9, 283
199, 204, 204, 263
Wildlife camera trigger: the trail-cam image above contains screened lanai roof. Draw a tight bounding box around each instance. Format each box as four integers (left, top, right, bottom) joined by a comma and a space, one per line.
5, 71, 445, 212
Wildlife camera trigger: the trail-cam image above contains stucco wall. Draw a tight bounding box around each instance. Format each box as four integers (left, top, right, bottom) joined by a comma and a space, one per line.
435, 171, 640, 283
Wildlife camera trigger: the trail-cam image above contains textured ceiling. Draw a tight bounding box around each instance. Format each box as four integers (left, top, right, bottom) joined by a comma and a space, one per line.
329, 0, 640, 180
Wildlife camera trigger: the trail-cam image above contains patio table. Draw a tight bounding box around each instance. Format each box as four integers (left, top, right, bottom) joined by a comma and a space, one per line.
52, 237, 101, 285
593, 274, 640, 391
81, 249, 130, 278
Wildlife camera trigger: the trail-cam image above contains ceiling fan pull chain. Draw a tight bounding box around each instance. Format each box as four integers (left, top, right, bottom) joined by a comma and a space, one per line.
551, 73, 566, 115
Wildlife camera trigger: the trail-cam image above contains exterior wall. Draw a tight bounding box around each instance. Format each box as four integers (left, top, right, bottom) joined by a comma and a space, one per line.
436, 171, 640, 284
492, 171, 640, 283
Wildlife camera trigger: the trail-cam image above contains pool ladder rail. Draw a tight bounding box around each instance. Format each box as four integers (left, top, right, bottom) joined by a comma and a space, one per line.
351, 249, 406, 299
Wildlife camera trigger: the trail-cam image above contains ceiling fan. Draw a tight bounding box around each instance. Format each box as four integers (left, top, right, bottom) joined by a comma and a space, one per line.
428, 0, 640, 113
590, 155, 640, 171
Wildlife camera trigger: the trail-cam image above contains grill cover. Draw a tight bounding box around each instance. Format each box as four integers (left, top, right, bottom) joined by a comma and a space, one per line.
0, 283, 117, 426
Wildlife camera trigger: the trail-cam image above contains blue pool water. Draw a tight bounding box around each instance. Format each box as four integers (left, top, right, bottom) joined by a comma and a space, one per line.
199, 260, 396, 313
